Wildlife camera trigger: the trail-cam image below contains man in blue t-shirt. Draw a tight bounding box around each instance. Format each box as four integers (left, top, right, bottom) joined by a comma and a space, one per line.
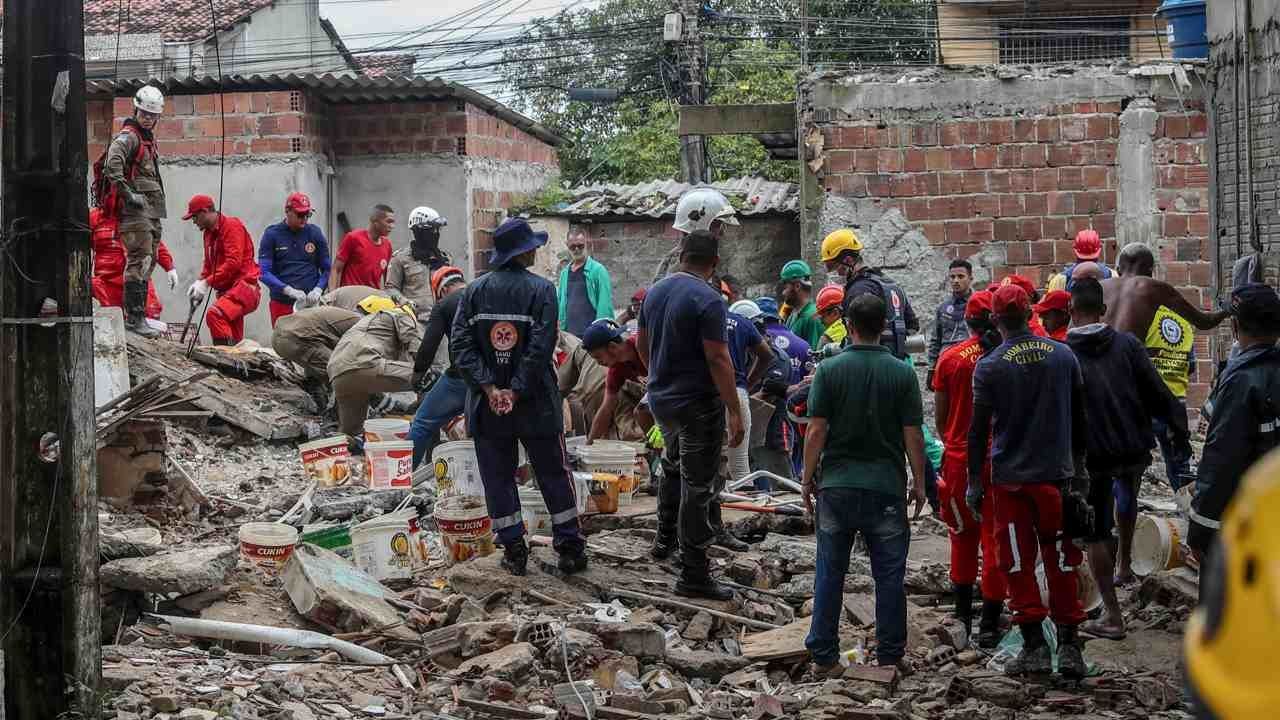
967, 284, 1089, 680
259, 192, 331, 326
639, 196, 744, 601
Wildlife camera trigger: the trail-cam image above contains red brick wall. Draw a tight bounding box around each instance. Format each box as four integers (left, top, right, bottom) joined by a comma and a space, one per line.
470, 189, 520, 272
330, 100, 559, 165
820, 100, 1215, 410
88, 90, 328, 160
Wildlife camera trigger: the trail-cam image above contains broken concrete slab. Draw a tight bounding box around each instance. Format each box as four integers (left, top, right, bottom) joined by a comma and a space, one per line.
454, 642, 537, 679
100, 545, 236, 595
664, 649, 751, 679
568, 622, 666, 660
281, 543, 415, 641
742, 619, 811, 661
683, 610, 714, 641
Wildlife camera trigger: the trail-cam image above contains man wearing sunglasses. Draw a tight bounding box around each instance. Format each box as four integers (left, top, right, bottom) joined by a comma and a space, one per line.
258, 192, 332, 326
557, 229, 614, 337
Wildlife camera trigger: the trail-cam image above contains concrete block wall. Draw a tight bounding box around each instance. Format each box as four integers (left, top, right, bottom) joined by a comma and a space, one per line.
568, 216, 800, 305
330, 101, 558, 166
808, 64, 1218, 412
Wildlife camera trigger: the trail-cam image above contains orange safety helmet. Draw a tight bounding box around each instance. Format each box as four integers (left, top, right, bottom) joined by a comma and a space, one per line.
430, 265, 465, 299
816, 285, 845, 313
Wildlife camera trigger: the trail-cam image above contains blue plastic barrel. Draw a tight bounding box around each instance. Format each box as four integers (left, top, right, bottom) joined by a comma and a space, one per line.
1157, 0, 1207, 59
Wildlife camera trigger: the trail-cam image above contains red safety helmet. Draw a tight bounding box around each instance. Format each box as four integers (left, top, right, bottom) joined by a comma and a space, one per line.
430, 265, 465, 299
815, 285, 845, 313
1073, 229, 1102, 261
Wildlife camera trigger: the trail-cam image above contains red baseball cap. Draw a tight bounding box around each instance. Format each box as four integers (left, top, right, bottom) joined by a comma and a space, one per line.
1073, 229, 1102, 260
964, 289, 993, 319
1000, 274, 1038, 299
992, 284, 1031, 315
631, 287, 647, 304
182, 194, 215, 220
285, 192, 312, 214
1033, 289, 1071, 314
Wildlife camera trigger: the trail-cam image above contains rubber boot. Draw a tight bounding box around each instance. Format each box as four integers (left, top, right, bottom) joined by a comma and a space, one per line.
124, 282, 159, 338
675, 548, 734, 601
300, 376, 330, 415
978, 599, 1004, 650
557, 543, 588, 575
954, 583, 974, 645
650, 527, 677, 560
1004, 622, 1052, 676
501, 539, 529, 577
714, 531, 750, 552
1055, 624, 1086, 680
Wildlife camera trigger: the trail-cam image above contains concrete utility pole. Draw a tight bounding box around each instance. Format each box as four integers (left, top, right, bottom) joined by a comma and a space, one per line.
678, 0, 708, 184
0, 0, 102, 717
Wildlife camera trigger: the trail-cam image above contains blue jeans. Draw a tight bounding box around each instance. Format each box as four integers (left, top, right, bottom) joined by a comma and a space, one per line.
409, 373, 467, 469
1153, 398, 1193, 489
806, 486, 911, 666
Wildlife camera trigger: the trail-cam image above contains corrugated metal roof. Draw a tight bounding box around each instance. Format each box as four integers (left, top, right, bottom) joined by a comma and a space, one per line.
0, 0, 278, 44
85, 74, 565, 147
544, 177, 798, 220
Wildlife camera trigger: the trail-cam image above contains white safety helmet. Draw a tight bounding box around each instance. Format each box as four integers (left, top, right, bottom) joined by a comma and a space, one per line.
133, 86, 165, 115
673, 186, 739, 234
408, 206, 447, 230
729, 299, 762, 320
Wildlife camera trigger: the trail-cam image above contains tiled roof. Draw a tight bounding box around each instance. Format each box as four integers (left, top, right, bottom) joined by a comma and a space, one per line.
356, 53, 418, 79
0, 0, 277, 43
542, 177, 798, 220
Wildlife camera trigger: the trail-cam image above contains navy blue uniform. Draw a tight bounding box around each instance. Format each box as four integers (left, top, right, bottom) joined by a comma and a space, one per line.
450, 263, 584, 553
258, 222, 330, 304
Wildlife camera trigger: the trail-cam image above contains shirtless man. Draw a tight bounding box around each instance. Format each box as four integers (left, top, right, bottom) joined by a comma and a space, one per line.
1101, 245, 1232, 336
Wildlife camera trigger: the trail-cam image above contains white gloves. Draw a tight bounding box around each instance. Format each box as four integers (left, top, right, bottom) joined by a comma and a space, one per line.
188, 279, 210, 303
307, 287, 323, 305
166, 268, 179, 291
283, 286, 307, 302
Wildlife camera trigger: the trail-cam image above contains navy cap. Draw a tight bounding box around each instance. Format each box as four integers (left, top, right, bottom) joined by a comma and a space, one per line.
581, 318, 625, 352
1232, 283, 1280, 329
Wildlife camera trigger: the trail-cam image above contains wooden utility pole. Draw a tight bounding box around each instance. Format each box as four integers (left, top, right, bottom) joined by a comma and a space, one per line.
0, 0, 102, 717
678, 0, 708, 184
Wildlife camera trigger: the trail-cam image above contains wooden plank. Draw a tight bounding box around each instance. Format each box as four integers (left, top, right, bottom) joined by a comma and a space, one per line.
458, 698, 546, 719
678, 103, 796, 136
741, 618, 811, 661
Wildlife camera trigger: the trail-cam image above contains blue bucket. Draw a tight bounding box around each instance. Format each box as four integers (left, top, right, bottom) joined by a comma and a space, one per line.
1157, 0, 1207, 60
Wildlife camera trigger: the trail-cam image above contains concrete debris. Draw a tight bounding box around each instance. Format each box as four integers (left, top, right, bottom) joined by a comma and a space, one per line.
100, 545, 237, 595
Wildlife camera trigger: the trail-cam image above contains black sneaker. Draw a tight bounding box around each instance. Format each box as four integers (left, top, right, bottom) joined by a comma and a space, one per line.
650, 535, 677, 560
714, 532, 750, 552
557, 546, 588, 575
675, 577, 735, 601
501, 541, 529, 576
1056, 624, 1086, 680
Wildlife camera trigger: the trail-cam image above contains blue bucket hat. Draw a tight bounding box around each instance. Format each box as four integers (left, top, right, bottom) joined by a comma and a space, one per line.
490, 218, 547, 268
754, 296, 780, 320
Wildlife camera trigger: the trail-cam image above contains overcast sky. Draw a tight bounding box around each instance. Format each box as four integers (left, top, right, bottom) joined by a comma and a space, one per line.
318, 0, 577, 50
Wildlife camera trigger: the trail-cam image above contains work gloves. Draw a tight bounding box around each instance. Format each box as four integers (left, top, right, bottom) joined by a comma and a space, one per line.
188, 279, 210, 304
306, 287, 323, 305
965, 480, 984, 522
283, 286, 307, 302
122, 187, 147, 211
166, 269, 179, 291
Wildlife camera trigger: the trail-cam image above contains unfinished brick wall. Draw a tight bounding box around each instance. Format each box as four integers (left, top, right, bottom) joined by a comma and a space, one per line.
88, 90, 329, 160
814, 76, 1215, 411
330, 100, 558, 166
470, 189, 518, 272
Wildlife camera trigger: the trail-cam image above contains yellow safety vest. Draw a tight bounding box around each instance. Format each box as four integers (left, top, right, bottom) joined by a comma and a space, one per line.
1144, 305, 1194, 398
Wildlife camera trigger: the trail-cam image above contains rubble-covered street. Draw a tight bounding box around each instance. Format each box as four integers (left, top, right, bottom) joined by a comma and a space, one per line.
91, 326, 1199, 720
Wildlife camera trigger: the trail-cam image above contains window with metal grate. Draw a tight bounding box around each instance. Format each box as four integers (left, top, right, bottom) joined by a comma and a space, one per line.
998, 17, 1132, 64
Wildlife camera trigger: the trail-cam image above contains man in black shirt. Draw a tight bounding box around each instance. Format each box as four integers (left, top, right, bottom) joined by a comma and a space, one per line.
409, 265, 467, 469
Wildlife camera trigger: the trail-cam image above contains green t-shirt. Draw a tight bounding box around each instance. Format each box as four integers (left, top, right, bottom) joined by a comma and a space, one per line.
786, 301, 826, 348
808, 344, 924, 495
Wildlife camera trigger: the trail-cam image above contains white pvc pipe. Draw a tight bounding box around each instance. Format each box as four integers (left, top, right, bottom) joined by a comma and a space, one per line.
150, 614, 393, 665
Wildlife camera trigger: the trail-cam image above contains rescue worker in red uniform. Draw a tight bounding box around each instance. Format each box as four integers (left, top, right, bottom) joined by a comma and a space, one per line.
91, 206, 178, 319
931, 289, 1008, 649
184, 194, 261, 345
967, 284, 1089, 678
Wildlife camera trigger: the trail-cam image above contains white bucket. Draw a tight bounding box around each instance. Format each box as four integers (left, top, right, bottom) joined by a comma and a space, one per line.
298, 436, 353, 488
575, 440, 643, 476
520, 487, 553, 538
432, 440, 485, 498
365, 441, 414, 491
1132, 514, 1186, 577
238, 522, 298, 570
1034, 557, 1102, 613
351, 509, 427, 582
435, 494, 496, 565
364, 418, 411, 443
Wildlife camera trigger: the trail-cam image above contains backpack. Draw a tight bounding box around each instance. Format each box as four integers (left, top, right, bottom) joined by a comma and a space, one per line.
1060, 261, 1112, 291
860, 273, 910, 359
91, 124, 153, 218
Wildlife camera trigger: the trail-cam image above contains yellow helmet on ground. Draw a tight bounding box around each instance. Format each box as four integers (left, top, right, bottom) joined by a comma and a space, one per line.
357, 295, 396, 315
1185, 447, 1280, 718
821, 228, 863, 263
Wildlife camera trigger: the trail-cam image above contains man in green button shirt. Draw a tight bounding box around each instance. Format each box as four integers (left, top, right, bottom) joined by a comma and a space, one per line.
781, 259, 825, 347
801, 293, 928, 672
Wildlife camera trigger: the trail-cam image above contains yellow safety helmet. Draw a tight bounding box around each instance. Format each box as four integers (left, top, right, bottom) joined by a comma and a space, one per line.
1185, 447, 1280, 718
821, 228, 863, 263
357, 295, 396, 315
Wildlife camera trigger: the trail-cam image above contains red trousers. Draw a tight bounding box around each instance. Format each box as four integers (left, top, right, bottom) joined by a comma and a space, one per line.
92, 276, 164, 319
269, 299, 294, 327
992, 483, 1085, 626
206, 279, 261, 343
939, 455, 1008, 602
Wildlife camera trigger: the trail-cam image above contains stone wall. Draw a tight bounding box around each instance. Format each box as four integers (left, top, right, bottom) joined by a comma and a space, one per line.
806, 62, 1216, 410
566, 216, 800, 304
